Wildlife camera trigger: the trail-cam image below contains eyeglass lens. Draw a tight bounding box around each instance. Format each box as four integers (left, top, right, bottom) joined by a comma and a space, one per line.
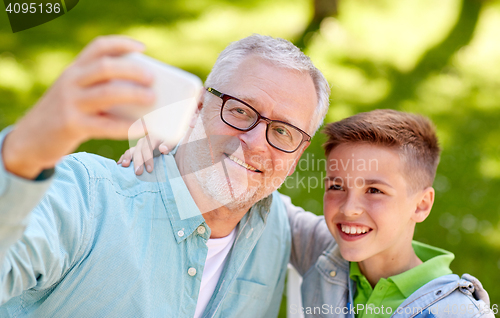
221, 99, 304, 152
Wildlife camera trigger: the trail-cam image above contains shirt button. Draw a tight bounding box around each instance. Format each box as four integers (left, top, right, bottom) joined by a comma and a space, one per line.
329, 271, 336, 277
197, 226, 206, 235
177, 230, 184, 237
188, 267, 197, 276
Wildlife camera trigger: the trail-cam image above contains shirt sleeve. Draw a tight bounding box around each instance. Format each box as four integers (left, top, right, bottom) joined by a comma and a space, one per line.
0, 127, 93, 305
279, 193, 335, 276
0, 127, 54, 255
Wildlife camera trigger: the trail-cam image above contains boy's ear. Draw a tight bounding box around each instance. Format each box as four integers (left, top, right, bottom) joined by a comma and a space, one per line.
189, 88, 205, 129
412, 187, 435, 223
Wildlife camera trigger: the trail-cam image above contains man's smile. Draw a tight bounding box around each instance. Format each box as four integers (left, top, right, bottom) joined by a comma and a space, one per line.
225, 153, 262, 172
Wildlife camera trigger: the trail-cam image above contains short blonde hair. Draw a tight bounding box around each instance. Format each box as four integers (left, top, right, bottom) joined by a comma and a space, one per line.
323, 109, 441, 192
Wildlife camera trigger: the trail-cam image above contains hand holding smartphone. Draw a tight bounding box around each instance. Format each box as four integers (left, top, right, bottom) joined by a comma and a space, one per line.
109, 53, 203, 146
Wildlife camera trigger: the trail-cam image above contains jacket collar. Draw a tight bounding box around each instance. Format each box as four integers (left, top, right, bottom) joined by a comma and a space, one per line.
396, 274, 483, 317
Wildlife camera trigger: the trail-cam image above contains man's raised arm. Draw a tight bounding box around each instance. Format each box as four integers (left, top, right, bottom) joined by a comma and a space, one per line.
2, 36, 153, 179
0, 36, 154, 304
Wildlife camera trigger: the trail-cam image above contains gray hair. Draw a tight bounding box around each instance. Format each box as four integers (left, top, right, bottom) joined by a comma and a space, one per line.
205, 34, 330, 136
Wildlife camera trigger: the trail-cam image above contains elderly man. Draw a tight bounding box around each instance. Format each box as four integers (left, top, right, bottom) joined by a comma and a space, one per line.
0, 35, 329, 317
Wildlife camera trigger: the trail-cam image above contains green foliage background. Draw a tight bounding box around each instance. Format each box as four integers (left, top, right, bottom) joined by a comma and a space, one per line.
1, 0, 499, 315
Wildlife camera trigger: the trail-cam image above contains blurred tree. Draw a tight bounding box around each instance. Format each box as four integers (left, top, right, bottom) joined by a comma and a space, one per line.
295, 0, 338, 49
341, 0, 483, 109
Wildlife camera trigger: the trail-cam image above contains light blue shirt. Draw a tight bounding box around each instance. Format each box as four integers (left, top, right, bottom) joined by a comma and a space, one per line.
0, 127, 291, 317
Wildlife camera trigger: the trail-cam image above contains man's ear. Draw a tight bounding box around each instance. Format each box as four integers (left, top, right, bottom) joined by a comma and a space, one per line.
287, 143, 309, 176
412, 187, 435, 223
189, 88, 205, 128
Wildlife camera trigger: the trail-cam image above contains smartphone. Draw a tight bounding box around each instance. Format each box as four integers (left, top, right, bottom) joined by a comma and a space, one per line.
109, 52, 203, 146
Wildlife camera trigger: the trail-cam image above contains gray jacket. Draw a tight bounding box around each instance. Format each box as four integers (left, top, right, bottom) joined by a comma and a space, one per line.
281, 194, 495, 318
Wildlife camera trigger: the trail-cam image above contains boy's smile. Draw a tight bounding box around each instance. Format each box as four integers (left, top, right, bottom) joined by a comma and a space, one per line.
323, 143, 434, 269
337, 223, 373, 241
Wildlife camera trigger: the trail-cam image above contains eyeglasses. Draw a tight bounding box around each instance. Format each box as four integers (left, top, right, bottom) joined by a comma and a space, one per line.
207, 87, 311, 153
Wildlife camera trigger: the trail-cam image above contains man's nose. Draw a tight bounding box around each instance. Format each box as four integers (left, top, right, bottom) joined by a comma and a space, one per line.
239, 121, 268, 152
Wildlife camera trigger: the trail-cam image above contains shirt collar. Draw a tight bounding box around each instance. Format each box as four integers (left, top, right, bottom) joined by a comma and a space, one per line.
349, 261, 370, 293
252, 193, 273, 222
349, 241, 454, 298
350, 260, 363, 279
389, 241, 454, 298
157, 152, 206, 243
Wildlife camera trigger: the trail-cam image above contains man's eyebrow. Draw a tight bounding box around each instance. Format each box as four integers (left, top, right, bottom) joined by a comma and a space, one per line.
236, 95, 301, 127
236, 95, 258, 105
323, 176, 394, 189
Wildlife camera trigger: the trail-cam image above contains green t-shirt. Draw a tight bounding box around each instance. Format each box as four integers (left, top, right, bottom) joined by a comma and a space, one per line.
350, 241, 454, 318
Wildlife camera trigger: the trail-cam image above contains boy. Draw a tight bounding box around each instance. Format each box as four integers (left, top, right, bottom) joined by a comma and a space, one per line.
286, 109, 493, 317
120, 109, 494, 317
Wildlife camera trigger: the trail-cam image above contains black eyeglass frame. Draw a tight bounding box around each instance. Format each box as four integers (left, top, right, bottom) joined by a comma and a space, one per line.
207, 87, 312, 153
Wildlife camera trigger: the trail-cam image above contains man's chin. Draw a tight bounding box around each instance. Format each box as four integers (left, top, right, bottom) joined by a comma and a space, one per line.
214, 183, 261, 210
194, 172, 254, 212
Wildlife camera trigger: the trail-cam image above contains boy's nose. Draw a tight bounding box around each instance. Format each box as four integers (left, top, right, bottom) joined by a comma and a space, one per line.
340, 193, 363, 217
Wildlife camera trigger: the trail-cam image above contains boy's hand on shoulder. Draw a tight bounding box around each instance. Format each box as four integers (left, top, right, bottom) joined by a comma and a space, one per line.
117, 135, 171, 175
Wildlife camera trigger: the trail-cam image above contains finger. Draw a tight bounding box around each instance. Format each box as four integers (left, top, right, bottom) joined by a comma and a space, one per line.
159, 143, 170, 154
81, 114, 141, 140
134, 163, 144, 175
133, 138, 148, 175
120, 148, 134, 167
76, 57, 153, 87
78, 82, 155, 113
117, 155, 123, 164
146, 132, 168, 156
76, 36, 145, 65
125, 147, 135, 162
141, 135, 155, 173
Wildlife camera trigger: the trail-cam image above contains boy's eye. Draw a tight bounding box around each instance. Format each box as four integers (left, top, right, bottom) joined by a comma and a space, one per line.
367, 187, 382, 194
328, 184, 344, 191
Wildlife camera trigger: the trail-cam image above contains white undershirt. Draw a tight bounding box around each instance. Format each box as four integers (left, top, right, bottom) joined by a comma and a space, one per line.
194, 228, 237, 318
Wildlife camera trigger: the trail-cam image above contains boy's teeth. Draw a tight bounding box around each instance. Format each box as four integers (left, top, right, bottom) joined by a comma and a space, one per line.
340, 224, 370, 235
